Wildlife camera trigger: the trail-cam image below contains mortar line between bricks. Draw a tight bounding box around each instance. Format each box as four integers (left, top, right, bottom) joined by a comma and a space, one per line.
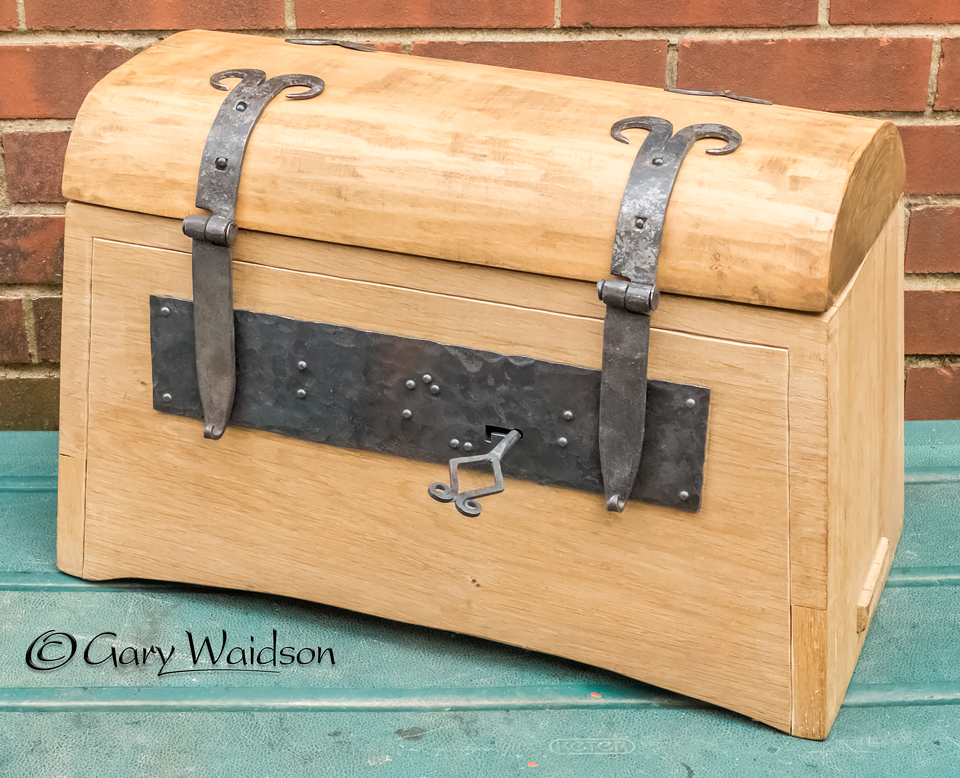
283, 0, 296, 32
14, 0, 24, 30
0, 119, 73, 133
0, 204, 66, 218
842, 112, 960, 123
907, 195, 960, 207
0, 286, 62, 298
927, 38, 943, 115
1, 26, 960, 45
817, 0, 830, 27
554, 0, 561, 29
20, 297, 37, 364
665, 40, 678, 89
906, 355, 960, 368
0, 364, 58, 379
904, 275, 960, 290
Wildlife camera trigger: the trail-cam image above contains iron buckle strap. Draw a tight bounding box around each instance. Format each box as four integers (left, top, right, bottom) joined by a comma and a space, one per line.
183, 68, 324, 439
599, 116, 741, 512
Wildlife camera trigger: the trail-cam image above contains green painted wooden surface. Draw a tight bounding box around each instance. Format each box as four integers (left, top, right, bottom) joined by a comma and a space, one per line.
0, 425, 959, 776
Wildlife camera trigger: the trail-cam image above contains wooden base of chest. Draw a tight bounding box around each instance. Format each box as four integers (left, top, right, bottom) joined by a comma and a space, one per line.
57, 202, 904, 739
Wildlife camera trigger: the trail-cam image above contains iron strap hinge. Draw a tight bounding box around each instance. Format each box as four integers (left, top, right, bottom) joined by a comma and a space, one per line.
183, 68, 324, 440
598, 116, 741, 512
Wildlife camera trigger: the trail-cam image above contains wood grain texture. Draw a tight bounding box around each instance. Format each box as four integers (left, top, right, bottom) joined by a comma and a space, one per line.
64, 203, 836, 612
59, 202, 903, 738
58, 202, 93, 459
56, 202, 94, 577
75, 229, 793, 731
55, 453, 85, 577
791, 605, 829, 740
62, 30, 903, 312
857, 537, 891, 633
817, 205, 903, 736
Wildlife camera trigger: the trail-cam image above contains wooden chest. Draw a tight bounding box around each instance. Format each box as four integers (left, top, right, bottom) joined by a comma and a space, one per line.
58, 30, 905, 739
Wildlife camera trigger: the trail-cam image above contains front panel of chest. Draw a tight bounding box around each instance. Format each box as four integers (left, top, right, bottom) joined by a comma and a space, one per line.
64, 206, 799, 730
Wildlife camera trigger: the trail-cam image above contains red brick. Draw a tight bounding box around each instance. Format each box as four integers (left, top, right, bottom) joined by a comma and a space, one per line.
25, 0, 283, 30
0, 217, 64, 285
32, 297, 60, 363
899, 125, 960, 196
2, 131, 69, 204
677, 38, 932, 112
0, 45, 132, 120
296, 0, 553, 29
564, 0, 816, 28
905, 290, 960, 355
0, 0, 17, 29
0, 376, 59, 430
906, 366, 960, 420
0, 298, 30, 364
412, 41, 669, 87
831, 0, 960, 24
936, 39, 960, 111
906, 208, 960, 274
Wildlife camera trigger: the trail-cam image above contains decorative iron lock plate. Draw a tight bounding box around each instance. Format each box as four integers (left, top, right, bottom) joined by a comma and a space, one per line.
150, 297, 710, 512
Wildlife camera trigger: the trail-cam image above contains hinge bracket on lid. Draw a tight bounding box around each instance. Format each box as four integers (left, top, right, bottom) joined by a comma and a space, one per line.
183, 68, 324, 440
598, 116, 741, 512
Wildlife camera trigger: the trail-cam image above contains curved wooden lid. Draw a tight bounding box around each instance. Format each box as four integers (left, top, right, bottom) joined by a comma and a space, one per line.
63, 30, 904, 312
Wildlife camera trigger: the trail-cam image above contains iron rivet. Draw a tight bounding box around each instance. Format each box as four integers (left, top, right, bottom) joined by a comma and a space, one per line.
450, 438, 460, 449
422, 374, 432, 383
160, 306, 170, 317
685, 398, 696, 408
405, 379, 416, 390
162, 393, 172, 403
402, 409, 413, 420
652, 157, 664, 166
563, 410, 574, 421
558, 437, 568, 448
297, 389, 307, 399
463, 442, 473, 452
298, 360, 307, 371
215, 157, 228, 170
430, 384, 441, 395
236, 101, 247, 112
635, 216, 646, 230
679, 490, 690, 501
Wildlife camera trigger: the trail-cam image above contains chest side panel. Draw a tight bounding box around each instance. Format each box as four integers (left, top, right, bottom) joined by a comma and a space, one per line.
77, 227, 792, 731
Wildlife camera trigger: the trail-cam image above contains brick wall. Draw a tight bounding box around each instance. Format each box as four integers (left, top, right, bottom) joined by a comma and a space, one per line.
0, 0, 957, 426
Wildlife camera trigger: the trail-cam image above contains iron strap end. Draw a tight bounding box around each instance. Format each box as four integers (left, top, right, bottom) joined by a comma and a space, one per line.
598, 115, 741, 511
186, 68, 324, 440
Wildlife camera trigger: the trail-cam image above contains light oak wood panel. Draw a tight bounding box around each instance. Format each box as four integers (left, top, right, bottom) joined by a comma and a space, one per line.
56, 203, 96, 576
59, 202, 95, 458
791, 605, 829, 739
56, 453, 85, 577
63, 30, 903, 311
857, 537, 891, 633
823, 203, 904, 727
79, 238, 792, 731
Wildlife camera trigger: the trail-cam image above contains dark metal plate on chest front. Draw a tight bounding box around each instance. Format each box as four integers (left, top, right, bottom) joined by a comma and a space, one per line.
150, 296, 709, 511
